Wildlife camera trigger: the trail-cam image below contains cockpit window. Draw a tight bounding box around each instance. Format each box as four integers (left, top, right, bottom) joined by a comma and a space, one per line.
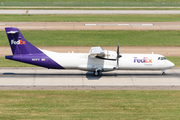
158, 57, 167, 60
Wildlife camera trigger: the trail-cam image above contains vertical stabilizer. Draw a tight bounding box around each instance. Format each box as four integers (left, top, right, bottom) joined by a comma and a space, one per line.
5, 27, 42, 55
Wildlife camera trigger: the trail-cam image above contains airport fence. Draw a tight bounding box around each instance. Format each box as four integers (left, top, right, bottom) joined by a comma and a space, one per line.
1, 2, 180, 7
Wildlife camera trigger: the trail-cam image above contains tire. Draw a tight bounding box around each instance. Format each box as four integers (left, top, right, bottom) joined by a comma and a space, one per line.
94, 71, 99, 76
162, 72, 166, 76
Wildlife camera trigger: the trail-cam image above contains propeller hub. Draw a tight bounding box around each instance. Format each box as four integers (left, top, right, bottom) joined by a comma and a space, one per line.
117, 55, 122, 58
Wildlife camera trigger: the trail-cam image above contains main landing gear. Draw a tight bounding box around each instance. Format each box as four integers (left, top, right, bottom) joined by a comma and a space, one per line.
162, 72, 166, 76
94, 68, 102, 76
162, 70, 166, 76
94, 71, 100, 76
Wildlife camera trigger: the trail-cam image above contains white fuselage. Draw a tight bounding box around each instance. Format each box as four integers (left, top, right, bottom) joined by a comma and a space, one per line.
41, 49, 174, 72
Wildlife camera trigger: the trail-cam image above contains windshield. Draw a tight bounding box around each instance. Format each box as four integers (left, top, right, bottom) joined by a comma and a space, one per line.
158, 57, 167, 60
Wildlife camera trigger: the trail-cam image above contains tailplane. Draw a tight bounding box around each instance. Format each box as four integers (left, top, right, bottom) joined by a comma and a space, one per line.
5, 27, 42, 55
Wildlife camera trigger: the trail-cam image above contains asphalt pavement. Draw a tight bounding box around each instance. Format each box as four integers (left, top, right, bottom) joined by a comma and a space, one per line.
0, 67, 180, 90
1, 10, 180, 14
0, 22, 180, 30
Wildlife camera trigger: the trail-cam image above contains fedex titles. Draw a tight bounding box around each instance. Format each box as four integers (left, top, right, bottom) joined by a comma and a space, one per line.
134, 57, 152, 63
11, 40, 25, 45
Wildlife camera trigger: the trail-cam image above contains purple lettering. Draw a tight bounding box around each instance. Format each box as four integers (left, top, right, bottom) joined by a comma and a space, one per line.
134, 57, 145, 63
134, 57, 137, 63
134, 57, 152, 63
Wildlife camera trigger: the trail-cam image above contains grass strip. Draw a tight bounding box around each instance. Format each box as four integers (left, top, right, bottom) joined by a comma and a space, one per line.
0, 90, 180, 119
0, 0, 180, 2
0, 57, 36, 67
1, 57, 180, 67
1, 30, 180, 46
2, 7, 180, 10
1, 14, 180, 22
166, 57, 180, 67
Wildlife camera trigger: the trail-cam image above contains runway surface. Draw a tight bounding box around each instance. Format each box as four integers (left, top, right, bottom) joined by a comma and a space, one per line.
1, 10, 180, 14
0, 67, 180, 90
1, 22, 180, 30
1, 46, 180, 57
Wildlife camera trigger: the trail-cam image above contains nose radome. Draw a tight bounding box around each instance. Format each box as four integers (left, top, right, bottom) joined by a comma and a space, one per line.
169, 61, 175, 67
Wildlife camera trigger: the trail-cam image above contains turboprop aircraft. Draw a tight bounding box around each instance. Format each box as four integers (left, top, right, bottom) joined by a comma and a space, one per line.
5, 27, 174, 76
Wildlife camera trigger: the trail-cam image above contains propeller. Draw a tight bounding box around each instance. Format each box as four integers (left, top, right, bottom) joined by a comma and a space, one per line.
116, 44, 122, 69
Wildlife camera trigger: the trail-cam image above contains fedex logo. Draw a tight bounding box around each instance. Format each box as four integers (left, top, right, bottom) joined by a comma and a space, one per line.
134, 57, 152, 63
11, 40, 25, 45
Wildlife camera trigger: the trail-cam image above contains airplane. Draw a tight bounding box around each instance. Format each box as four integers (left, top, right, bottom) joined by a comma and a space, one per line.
5, 27, 174, 76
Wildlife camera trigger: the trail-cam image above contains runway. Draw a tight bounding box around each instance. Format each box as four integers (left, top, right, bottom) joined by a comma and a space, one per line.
0, 67, 180, 90
1, 10, 180, 14
1, 22, 180, 30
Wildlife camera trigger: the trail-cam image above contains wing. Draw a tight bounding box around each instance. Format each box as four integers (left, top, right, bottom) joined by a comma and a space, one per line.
89, 47, 105, 58
89, 47, 116, 61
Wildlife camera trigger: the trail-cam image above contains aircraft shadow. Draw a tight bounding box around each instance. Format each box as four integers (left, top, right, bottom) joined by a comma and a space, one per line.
2, 72, 102, 80
2, 72, 178, 80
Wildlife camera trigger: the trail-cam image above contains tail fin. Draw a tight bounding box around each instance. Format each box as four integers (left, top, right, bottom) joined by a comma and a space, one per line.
5, 27, 42, 55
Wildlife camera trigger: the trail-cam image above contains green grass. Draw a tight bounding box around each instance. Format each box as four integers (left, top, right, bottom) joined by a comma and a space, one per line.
166, 57, 180, 67
0, 0, 180, 2
0, 90, 180, 119
1, 30, 180, 46
0, 57, 36, 67
1, 57, 180, 67
0, 1, 180, 8
2, 7, 180, 10
1, 14, 180, 22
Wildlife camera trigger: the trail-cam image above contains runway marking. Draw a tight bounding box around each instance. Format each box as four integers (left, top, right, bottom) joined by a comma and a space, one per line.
118, 24, 130, 26
141, 24, 154, 26
84, 24, 97, 26
97, 24, 117, 26
0, 23, 6, 25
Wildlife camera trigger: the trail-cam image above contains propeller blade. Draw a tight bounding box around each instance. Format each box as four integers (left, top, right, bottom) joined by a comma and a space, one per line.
117, 44, 119, 55
116, 44, 119, 69
116, 44, 122, 69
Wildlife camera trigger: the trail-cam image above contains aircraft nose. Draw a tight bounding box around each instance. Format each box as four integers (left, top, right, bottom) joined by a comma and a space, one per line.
168, 61, 175, 67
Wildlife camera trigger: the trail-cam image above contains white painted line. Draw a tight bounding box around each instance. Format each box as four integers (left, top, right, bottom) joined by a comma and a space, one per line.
118, 24, 130, 26
141, 24, 154, 26
0, 23, 6, 25
97, 24, 117, 26
84, 24, 97, 26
